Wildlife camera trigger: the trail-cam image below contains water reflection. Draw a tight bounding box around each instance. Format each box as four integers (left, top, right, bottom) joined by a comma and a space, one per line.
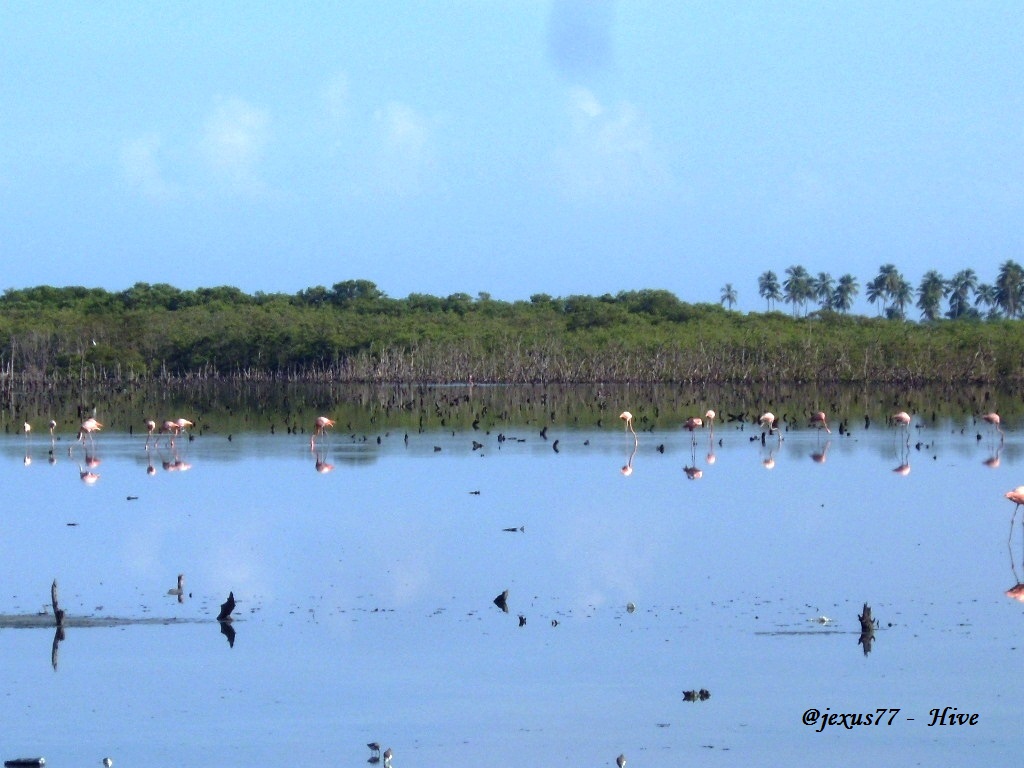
314, 448, 334, 474
810, 439, 831, 464
2, 387, 1023, 766
620, 445, 636, 476
1007, 489, 1024, 603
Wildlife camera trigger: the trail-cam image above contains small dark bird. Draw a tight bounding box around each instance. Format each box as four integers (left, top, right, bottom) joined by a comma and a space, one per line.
518, 614, 526, 626
382, 747, 393, 767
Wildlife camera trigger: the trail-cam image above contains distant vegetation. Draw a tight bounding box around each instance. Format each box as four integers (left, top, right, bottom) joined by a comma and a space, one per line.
1, 272, 1023, 386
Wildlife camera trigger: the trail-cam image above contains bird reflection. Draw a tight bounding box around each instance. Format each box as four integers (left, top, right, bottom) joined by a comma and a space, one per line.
314, 449, 335, 473
79, 463, 100, 484
984, 442, 1002, 469
620, 444, 636, 476
683, 438, 702, 478
761, 444, 778, 470
159, 445, 192, 472
892, 440, 911, 475
810, 440, 831, 464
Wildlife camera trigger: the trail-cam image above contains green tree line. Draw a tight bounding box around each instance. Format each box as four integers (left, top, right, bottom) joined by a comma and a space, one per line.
1, 275, 1023, 385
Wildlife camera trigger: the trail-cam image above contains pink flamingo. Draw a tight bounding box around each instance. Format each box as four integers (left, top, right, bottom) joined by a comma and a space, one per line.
78, 417, 102, 447
48, 419, 57, 450
759, 412, 781, 442
619, 411, 637, 448
1005, 486, 1024, 511
809, 411, 831, 434
982, 412, 1004, 440
145, 419, 157, 449
311, 416, 335, 449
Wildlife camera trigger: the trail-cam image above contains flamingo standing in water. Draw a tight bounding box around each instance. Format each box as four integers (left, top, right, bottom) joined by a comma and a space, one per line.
619, 411, 638, 448
1006, 486, 1024, 515
982, 412, 1004, 441
311, 416, 335, 449
759, 412, 781, 443
78, 417, 102, 447
809, 411, 831, 434
48, 419, 57, 450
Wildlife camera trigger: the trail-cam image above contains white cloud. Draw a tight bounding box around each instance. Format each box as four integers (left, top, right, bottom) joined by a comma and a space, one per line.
120, 133, 176, 200
552, 86, 669, 204
201, 97, 271, 195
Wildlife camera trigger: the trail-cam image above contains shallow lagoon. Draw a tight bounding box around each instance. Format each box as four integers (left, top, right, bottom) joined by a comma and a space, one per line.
1, 398, 1021, 767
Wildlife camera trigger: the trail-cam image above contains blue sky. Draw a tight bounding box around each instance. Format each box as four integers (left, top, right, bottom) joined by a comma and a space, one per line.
1, 1, 1021, 314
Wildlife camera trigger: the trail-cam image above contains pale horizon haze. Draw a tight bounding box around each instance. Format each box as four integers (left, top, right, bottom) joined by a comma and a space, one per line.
1, 2, 1021, 315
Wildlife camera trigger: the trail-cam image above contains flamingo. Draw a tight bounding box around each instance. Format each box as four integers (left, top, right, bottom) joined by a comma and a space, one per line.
619, 411, 638, 447
78, 417, 102, 446
1005, 486, 1024, 512
683, 416, 703, 431
982, 412, 1004, 440
311, 416, 335, 449
809, 411, 831, 434
48, 419, 57, 450
704, 409, 716, 435
759, 412, 781, 442
144, 419, 157, 449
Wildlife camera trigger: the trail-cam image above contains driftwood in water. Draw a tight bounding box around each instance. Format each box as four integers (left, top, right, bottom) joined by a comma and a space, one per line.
51, 580, 64, 627
493, 589, 509, 613
858, 603, 878, 655
217, 591, 236, 622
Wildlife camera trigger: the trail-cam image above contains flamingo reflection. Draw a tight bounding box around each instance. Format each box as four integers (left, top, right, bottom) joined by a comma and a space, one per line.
79, 463, 100, 484
984, 443, 1002, 469
314, 449, 335, 473
810, 440, 831, 464
620, 444, 637, 476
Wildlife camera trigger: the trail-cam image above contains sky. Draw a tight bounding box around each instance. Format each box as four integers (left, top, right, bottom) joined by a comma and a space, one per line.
1, 1, 1022, 314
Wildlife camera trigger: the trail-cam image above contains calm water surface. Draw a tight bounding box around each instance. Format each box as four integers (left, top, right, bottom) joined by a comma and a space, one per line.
1, 406, 1021, 767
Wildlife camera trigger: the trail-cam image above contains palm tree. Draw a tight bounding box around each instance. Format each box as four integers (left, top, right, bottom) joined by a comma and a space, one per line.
720, 283, 738, 310
812, 272, 834, 311
887, 275, 913, 320
865, 275, 886, 316
946, 269, 978, 319
975, 282, 998, 318
995, 260, 1024, 318
783, 265, 812, 317
832, 274, 859, 313
758, 270, 782, 311
916, 270, 946, 321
